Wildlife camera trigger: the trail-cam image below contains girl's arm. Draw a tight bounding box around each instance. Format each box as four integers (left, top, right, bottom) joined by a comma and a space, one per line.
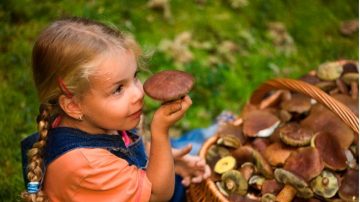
146, 95, 192, 201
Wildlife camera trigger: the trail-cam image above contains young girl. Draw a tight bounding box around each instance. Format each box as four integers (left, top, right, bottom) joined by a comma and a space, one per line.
21, 17, 208, 202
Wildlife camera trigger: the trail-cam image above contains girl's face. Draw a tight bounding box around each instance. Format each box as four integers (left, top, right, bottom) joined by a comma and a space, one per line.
77, 49, 144, 134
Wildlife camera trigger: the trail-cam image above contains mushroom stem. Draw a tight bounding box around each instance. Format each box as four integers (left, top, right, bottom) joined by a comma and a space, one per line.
276, 184, 297, 202
239, 164, 254, 181
350, 81, 358, 100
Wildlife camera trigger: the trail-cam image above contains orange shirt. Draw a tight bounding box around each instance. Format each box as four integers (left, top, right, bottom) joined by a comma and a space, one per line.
44, 148, 152, 202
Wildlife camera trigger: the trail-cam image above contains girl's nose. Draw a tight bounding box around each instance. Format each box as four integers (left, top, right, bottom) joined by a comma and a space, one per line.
132, 80, 144, 103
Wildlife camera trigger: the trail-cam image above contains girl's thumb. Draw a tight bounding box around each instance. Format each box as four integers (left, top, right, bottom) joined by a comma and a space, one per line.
173, 144, 192, 158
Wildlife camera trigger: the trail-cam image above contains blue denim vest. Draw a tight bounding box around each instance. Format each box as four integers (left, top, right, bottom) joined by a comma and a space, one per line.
21, 127, 148, 187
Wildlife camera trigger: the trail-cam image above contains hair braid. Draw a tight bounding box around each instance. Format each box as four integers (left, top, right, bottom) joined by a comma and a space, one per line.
21, 104, 52, 202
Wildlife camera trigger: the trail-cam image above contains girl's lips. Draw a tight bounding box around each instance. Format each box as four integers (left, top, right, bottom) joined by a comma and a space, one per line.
129, 108, 142, 118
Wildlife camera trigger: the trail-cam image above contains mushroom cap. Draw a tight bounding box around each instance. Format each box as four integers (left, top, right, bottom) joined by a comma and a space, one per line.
331, 94, 358, 116
214, 156, 237, 174
284, 147, 324, 182
231, 145, 273, 179
242, 110, 280, 137
315, 81, 337, 92
217, 122, 247, 145
274, 168, 314, 198
249, 175, 266, 190
221, 170, 248, 195
143, 70, 195, 101
300, 104, 354, 149
281, 94, 312, 114
264, 142, 294, 167
261, 193, 277, 202
217, 134, 242, 148
251, 137, 271, 156
261, 179, 283, 195
259, 90, 284, 109
341, 72, 359, 85
342, 61, 359, 74
279, 122, 313, 147
311, 132, 347, 171
317, 61, 343, 81
339, 169, 359, 201
310, 170, 339, 198
299, 73, 321, 85
205, 144, 230, 168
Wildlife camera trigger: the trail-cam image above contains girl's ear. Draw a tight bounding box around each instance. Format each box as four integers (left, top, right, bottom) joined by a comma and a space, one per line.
58, 95, 83, 120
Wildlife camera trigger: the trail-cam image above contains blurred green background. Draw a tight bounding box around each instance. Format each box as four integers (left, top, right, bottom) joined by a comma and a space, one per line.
0, 0, 358, 200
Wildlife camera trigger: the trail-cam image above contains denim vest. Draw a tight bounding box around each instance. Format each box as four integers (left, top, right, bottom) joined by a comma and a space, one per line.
21, 127, 148, 187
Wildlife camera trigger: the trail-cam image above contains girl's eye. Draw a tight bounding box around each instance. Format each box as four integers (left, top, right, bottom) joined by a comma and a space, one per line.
134, 70, 139, 79
113, 85, 123, 95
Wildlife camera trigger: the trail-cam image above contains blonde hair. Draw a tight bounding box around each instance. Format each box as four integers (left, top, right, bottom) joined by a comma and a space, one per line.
22, 17, 142, 201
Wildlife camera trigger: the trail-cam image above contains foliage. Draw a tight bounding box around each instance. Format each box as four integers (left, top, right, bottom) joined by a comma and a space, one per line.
0, 0, 358, 200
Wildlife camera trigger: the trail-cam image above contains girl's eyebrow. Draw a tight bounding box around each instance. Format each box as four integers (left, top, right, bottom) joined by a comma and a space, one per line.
111, 68, 138, 86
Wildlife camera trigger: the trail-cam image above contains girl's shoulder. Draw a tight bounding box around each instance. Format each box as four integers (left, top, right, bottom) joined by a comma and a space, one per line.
48, 148, 129, 172
45, 148, 152, 201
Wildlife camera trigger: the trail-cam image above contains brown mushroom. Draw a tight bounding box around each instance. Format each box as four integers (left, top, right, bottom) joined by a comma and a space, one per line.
338, 169, 359, 201
315, 81, 337, 92
342, 61, 359, 74
143, 70, 195, 102
283, 147, 324, 182
261, 179, 283, 196
311, 132, 347, 171
301, 103, 354, 149
248, 174, 266, 190
217, 122, 247, 146
278, 122, 313, 147
264, 142, 294, 167
281, 93, 312, 114
242, 110, 280, 138
335, 79, 349, 95
251, 137, 271, 156
259, 90, 284, 109
261, 193, 277, 202
239, 162, 256, 182
274, 168, 314, 202
232, 145, 273, 179
331, 94, 359, 116
342, 72, 359, 99
205, 144, 230, 168
299, 73, 321, 85
217, 134, 242, 149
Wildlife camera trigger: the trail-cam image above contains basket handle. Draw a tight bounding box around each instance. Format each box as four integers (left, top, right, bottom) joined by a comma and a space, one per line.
250, 78, 359, 133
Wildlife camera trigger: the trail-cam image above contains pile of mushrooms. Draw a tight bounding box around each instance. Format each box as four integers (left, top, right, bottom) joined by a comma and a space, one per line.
205, 60, 359, 202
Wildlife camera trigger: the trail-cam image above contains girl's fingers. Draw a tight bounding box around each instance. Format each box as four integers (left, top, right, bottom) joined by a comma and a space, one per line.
203, 164, 211, 179
163, 100, 182, 115
195, 158, 206, 168
173, 144, 192, 159
181, 176, 191, 187
191, 174, 203, 184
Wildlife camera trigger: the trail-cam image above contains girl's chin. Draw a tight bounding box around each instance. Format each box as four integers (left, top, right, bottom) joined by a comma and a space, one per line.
121, 119, 141, 131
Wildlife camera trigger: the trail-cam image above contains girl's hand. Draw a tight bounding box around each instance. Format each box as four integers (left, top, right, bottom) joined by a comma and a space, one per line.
151, 95, 192, 135
173, 144, 211, 187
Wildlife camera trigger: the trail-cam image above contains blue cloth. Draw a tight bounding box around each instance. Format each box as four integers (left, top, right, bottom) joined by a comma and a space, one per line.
171, 110, 237, 155
171, 124, 219, 155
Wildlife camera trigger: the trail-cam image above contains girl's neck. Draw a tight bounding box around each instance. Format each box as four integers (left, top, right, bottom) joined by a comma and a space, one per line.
59, 116, 119, 135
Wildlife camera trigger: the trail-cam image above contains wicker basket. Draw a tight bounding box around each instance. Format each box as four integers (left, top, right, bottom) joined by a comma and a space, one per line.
187, 78, 359, 202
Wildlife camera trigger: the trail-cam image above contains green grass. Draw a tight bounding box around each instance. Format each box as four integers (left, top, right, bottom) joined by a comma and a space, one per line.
0, 0, 358, 200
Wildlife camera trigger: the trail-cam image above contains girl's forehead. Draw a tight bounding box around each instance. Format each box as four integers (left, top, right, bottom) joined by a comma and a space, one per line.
91, 49, 137, 81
